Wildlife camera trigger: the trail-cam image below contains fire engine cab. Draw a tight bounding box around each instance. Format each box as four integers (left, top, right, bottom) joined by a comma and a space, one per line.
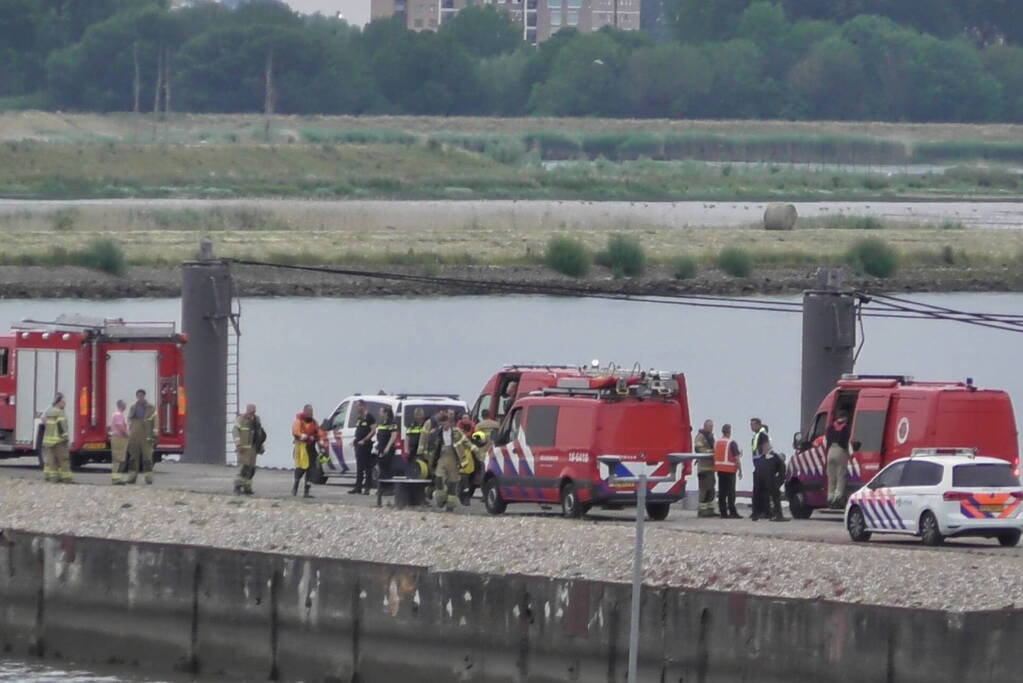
480, 366, 693, 520
0, 315, 187, 469
787, 374, 1019, 518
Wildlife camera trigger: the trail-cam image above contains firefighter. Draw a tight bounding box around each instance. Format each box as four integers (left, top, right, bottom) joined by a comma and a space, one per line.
766, 447, 789, 522
405, 408, 429, 478
695, 419, 717, 517
292, 404, 322, 498
458, 431, 484, 506
126, 389, 158, 485
350, 400, 376, 495
713, 423, 742, 519
475, 409, 500, 441
233, 404, 266, 496
749, 417, 770, 520
41, 393, 71, 483
825, 411, 852, 509
456, 411, 475, 436
375, 405, 399, 492
109, 399, 129, 485
429, 412, 467, 512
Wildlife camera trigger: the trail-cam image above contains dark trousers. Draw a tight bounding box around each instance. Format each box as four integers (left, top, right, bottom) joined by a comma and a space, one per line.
354, 445, 373, 491
716, 471, 737, 516
752, 461, 772, 518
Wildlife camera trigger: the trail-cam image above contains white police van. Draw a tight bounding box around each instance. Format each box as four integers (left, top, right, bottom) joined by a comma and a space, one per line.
845, 448, 1023, 547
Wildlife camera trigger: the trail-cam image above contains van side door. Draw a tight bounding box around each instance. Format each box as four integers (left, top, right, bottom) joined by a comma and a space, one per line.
849, 392, 891, 486
490, 407, 524, 500
524, 404, 560, 500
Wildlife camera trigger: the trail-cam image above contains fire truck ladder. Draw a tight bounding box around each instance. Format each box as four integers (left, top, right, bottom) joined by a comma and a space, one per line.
225, 288, 242, 463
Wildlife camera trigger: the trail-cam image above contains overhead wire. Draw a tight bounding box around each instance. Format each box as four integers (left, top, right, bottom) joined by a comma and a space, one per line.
229, 258, 1023, 332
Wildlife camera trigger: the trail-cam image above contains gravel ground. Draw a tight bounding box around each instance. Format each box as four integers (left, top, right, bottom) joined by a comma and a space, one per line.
2, 478, 1020, 612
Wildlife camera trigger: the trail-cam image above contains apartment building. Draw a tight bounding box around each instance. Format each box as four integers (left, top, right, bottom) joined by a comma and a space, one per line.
371, 0, 637, 43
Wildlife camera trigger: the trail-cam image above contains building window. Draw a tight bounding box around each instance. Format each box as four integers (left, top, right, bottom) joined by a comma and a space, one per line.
566, 9, 578, 24
567, 0, 580, 8
548, 0, 561, 7
551, 13, 561, 25
414, 17, 423, 26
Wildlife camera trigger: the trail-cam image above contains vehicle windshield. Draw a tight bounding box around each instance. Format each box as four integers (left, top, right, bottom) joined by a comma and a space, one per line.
952, 463, 1019, 488
403, 403, 464, 427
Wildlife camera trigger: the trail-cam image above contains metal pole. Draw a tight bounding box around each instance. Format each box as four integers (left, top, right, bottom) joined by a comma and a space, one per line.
628, 471, 646, 683
800, 268, 856, 431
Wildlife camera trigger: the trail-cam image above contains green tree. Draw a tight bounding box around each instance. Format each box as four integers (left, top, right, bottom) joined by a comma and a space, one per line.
439, 5, 522, 58
695, 39, 774, 118
627, 43, 712, 117
907, 36, 1001, 121
984, 43, 1023, 121
528, 32, 628, 116
476, 49, 532, 115
787, 36, 867, 119
663, 0, 749, 43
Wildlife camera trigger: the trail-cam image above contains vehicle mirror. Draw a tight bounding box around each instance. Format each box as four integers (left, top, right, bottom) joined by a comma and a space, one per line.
852, 440, 862, 452
791, 431, 801, 450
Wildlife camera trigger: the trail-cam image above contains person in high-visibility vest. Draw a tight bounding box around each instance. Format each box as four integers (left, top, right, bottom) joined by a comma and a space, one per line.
292, 404, 323, 498
427, 412, 469, 512
749, 417, 771, 520
109, 399, 129, 485
713, 424, 742, 519
126, 389, 158, 485
694, 419, 717, 517
42, 393, 71, 483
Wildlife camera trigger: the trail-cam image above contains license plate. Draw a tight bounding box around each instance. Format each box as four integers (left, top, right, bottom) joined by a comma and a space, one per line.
981, 504, 1003, 513
83, 442, 107, 451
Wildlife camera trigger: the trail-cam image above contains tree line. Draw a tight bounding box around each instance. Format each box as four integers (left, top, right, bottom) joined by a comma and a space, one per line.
1, 0, 1022, 122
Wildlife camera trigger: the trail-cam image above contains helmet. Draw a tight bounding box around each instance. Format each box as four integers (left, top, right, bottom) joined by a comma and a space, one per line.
471, 430, 487, 446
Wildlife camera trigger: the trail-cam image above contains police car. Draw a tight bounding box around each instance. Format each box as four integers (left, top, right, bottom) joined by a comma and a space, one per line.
845, 448, 1023, 547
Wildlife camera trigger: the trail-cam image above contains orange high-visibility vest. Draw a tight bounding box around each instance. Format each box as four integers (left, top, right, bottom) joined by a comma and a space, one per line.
713, 438, 738, 473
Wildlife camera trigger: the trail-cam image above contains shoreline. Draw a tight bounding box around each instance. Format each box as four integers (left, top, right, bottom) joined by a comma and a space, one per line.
0, 263, 1018, 300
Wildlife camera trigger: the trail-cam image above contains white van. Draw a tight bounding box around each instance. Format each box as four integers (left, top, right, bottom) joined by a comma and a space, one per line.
321, 393, 468, 480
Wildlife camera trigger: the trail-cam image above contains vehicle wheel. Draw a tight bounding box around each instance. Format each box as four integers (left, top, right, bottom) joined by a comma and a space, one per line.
70, 452, 87, 472
645, 502, 671, 521
997, 530, 1021, 547
787, 484, 813, 520
561, 482, 583, 519
483, 478, 507, 515
846, 506, 871, 542
919, 511, 944, 546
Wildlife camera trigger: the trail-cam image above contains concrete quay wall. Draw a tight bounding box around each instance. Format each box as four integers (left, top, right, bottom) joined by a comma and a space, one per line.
0, 529, 1019, 682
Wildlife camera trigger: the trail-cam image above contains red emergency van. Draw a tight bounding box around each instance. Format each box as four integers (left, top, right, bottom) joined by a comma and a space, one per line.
0, 315, 187, 469
470, 364, 588, 423
481, 369, 693, 520
787, 374, 1019, 518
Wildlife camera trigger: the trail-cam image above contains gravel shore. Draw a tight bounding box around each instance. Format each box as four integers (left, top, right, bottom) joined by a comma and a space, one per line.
2, 479, 1020, 612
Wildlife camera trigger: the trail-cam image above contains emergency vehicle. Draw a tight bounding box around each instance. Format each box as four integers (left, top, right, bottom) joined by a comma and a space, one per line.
322, 393, 467, 480
846, 449, 1023, 547
787, 375, 1019, 519
480, 366, 693, 520
0, 315, 187, 469
470, 364, 588, 424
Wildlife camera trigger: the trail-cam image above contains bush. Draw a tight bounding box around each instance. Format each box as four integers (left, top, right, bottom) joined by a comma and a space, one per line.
846, 238, 898, 277
671, 254, 698, 280
544, 236, 591, 277
596, 234, 646, 277
716, 247, 752, 277
78, 239, 126, 276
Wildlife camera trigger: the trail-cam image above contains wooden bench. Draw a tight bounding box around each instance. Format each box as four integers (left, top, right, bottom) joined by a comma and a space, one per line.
376, 477, 433, 509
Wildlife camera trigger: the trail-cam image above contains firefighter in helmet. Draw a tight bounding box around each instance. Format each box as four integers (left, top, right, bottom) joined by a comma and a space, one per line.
475, 408, 500, 442
233, 404, 266, 495
41, 393, 71, 483
459, 429, 487, 505
126, 389, 158, 485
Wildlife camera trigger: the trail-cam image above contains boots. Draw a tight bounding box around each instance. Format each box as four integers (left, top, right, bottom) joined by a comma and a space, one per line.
445, 482, 458, 512
291, 481, 299, 496
303, 485, 313, 499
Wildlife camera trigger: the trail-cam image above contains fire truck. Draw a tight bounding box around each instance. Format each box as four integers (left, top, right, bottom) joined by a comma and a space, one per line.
477, 365, 694, 520
0, 315, 187, 469
787, 374, 1019, 518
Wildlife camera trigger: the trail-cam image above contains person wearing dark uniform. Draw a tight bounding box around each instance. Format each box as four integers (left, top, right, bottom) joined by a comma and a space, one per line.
375, 405, 398, 491
405, 408, 428, 478
765, 447, 789, 522
750, 417, 771, 520
351, 400, 376, 495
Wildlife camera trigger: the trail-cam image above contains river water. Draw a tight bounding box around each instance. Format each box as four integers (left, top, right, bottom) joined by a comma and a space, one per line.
1, 292, 1021, 681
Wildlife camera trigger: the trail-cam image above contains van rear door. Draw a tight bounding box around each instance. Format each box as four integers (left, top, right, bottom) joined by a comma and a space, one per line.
850, 391, 891, 484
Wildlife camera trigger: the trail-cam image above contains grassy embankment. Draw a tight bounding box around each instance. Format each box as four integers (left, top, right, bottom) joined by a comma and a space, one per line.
1, 112, 1022, 201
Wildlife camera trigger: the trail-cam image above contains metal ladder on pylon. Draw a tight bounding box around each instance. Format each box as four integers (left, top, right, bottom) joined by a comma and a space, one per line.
225, 284, 242, 464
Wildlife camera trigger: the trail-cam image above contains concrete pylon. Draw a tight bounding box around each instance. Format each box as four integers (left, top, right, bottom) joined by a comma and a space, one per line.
181, 240, 232, 464
800, 268, 856, 431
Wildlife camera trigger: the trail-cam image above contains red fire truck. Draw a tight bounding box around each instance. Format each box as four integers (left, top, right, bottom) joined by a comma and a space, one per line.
478, 366, 694, 520
787, 374, 1019, 518
0, 315, 187, 469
